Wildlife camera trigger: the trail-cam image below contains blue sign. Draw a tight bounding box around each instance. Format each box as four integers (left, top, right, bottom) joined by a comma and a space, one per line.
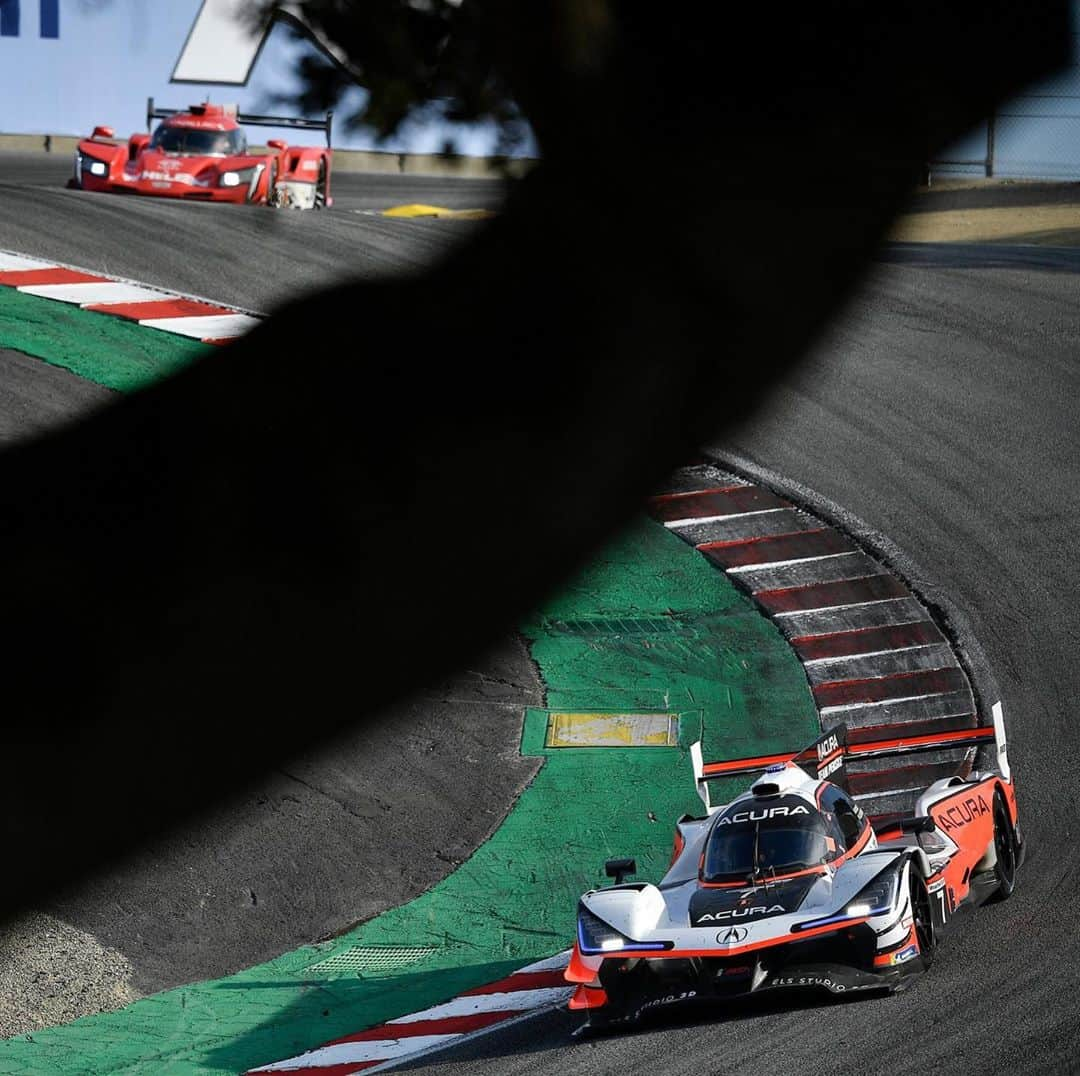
0, 0, 58, 38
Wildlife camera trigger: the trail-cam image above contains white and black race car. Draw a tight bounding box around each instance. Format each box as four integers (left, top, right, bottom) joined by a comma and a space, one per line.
565, 717, 1022, 1027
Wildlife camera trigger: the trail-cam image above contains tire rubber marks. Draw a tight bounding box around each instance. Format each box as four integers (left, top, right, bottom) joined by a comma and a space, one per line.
0, 250, 259, 344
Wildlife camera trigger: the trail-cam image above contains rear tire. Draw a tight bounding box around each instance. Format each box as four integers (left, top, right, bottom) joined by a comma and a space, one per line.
910, 872, 936, 968
991, 790, 1018, 901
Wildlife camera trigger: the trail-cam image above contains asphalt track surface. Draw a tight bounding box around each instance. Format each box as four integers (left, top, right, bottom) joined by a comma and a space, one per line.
0, 153, 535, 997
0, 152, 505, 312
1, 153, 1078, 1070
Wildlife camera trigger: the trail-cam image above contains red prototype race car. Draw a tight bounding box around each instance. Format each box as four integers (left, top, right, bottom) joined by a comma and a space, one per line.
71, 98, 333, 209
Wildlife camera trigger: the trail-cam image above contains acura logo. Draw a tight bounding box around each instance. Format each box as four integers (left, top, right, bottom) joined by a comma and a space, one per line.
718, 927, 749, 944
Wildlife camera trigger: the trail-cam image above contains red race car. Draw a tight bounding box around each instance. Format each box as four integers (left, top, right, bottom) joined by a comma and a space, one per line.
70, 98, 333, 209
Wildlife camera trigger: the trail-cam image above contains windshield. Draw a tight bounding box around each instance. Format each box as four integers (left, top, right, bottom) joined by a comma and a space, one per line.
150, 124, 246, 157
702, 819, 830, 883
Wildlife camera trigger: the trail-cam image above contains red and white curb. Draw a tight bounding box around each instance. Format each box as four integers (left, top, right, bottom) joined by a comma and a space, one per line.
0, 249, 261, 345
245, 951, 572, 1074
647, 462, 993, 830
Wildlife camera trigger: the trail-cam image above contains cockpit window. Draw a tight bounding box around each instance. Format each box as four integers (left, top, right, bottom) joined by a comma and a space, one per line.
702, 816, 830, 884
150, 125, 246, 157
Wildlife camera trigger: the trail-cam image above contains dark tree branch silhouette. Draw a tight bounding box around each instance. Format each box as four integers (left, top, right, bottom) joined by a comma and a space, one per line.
0, 1, 1067, 915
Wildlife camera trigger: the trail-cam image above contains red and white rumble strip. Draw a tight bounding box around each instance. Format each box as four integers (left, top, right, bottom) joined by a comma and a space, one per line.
246, 952, 572, 1075
647, 462, 986, 830
0, 249, 260, 344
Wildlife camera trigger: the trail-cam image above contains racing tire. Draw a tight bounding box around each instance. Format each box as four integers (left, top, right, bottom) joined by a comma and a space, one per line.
990, 790, 1018, 902
263, 160, 278, 206
910, 872, 936, 969
314, 158, 328, 209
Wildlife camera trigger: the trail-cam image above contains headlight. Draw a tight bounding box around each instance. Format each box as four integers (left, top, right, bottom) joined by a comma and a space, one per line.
844, 864, 901, 918
78, 153, 109, 178
219, 165, 262, 192
578, 904, 629, 954
576, 902, 663, 955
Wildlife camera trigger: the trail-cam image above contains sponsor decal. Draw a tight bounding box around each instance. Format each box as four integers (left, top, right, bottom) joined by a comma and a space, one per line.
770, 975, 846, 992
937, 794, 990, 834
301, 159, 319, 171
817, 734, 840, 762
717, 927, 749, 944
139, 170, 209, 188
636, 990, 697, 1015
697, 904, 785, 922
819, 755, 842, 779
719, 805, 810, 826
894, 944, 919, 964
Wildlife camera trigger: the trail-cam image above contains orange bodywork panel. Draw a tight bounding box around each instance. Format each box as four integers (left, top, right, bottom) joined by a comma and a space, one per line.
929, 777, 999, 908
565, 942, 602, 984
568, 985, 609, 1010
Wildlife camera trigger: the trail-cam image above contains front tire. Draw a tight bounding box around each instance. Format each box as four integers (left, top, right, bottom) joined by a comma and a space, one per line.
255, 160, 277, 205
910, 872, 936, 968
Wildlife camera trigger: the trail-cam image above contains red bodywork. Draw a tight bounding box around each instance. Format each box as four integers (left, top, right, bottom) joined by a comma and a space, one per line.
71, 103, 332, 209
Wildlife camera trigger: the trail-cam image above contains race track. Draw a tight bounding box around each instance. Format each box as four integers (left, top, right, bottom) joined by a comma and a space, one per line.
0, 153, 528, 1005
1, 152, 1078, 1071
409, 241, 1080, 1075
0, 152, 505, 312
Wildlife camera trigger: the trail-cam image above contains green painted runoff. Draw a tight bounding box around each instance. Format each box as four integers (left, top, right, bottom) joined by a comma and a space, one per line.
0, 288, 209, 392
0, 516, 818, 1075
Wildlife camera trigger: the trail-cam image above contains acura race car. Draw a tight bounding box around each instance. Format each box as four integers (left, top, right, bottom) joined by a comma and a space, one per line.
70, 98, 332, 209
566, 714, 1023, 1027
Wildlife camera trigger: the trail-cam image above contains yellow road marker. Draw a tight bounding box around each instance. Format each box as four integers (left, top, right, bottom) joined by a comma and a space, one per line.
545, 712, 680, 748
382, 203, 496, 220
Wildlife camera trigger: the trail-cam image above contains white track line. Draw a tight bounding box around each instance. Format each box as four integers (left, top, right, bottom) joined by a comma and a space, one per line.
802, 643, 942, 666
664, 507, 789, 529
772, 597, 905, 618
390, 986, 573, 1024
727, 552, 858, 574
819, 691, 955, 716
251, 1034, 464, 1071
139, 312, 261, 338
17, 282, 166, 305
0, 252, 52, 271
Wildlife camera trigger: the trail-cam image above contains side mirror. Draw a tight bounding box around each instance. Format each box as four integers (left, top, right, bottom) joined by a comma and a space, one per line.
605, 857, 636, 884
900, 816, 937, 834
267, 139, 287, 151
92, 125, 115, 140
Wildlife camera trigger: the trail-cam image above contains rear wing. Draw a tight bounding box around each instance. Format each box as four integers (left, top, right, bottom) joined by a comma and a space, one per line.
791, 725, 849, 790
146, 98, 333, 147
690, 712, 1008, 813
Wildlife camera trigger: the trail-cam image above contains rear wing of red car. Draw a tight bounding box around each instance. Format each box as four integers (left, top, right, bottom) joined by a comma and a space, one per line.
146, 98, 333, 147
